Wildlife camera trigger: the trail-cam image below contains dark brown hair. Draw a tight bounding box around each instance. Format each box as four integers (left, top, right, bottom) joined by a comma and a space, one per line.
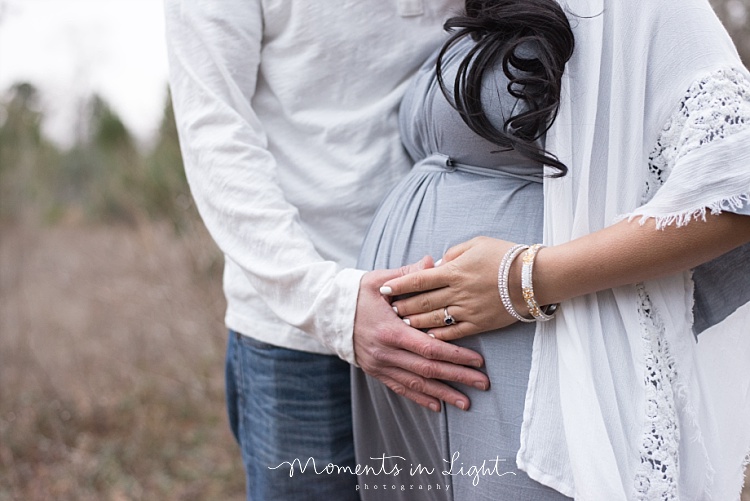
437, 0, 575, 176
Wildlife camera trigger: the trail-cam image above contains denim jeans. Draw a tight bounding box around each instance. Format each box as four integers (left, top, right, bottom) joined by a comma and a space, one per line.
225, 331, 360, 501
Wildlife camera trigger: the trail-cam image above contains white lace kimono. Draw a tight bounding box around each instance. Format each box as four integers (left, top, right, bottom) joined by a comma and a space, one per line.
516, 1, 750, 499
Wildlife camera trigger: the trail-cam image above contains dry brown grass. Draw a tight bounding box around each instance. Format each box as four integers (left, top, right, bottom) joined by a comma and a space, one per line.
0, 220, 244, 500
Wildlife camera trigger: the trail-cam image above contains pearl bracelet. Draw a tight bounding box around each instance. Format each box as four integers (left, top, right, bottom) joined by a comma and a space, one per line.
520, 244, 559, 322
497, 244, 535, 323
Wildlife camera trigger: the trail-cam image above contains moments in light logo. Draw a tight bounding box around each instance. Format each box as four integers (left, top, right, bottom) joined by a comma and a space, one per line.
268, 451, 516, 491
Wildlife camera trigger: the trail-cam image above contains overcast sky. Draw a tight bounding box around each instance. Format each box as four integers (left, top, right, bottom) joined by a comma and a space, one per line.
0, 0, 169, 146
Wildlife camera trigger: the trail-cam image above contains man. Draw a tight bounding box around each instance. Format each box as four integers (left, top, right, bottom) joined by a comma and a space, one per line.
164, 1, 487, 499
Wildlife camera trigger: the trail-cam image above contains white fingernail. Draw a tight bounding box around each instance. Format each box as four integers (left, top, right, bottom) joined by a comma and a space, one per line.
427, 332, 435, 338
403, 318, 411, 326
380, 286, 393, 295
392, 306, 399, 314
435, 259, 443, 266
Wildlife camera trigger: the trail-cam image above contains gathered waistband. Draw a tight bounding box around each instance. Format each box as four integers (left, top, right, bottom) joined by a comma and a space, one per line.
413, 152, 544, 184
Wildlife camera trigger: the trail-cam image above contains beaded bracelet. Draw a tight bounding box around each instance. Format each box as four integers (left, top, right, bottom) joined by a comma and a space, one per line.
497, 244, 535, 323
520, 244, 559, 322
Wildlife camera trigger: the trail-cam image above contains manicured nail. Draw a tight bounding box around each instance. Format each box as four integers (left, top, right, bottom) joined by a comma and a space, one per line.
456, 400, 467, 411
392, 306, 399, 314
380, 286, 393, 295
474, 381, 489, 391
403, 318, 411, 326
435, 259, 443, 266
429, 403, 440, 413
427, 332, 435, 338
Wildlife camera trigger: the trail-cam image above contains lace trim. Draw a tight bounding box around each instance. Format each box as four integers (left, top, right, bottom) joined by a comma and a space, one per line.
644, 68, 750, 204
631, 69, 750, 498
633, 284, 680, 500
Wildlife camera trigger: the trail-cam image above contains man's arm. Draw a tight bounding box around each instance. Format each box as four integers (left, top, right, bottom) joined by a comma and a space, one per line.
164, 0, 488, 409
165, 0, 360, 357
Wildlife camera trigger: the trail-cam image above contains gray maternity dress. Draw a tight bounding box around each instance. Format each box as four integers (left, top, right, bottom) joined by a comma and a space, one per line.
351, 37, 750, 501
351, 39, 572, 500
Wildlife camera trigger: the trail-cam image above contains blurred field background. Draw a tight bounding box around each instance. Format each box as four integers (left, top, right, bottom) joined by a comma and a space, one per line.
0, 83, 244, 499
0, 1, 749, 500
0, 1, 245, 498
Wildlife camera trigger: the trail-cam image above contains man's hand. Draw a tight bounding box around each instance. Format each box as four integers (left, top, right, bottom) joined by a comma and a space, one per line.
353, 257, 490, 413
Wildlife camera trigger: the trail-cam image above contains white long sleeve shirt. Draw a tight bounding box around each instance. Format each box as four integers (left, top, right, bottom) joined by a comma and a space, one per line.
164, 0, 460, 363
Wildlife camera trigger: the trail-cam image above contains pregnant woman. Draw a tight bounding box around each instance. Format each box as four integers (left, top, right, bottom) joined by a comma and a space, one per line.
352, 0, 750, 499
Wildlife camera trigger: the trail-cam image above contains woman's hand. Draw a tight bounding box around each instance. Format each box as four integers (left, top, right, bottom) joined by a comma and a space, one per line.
380, 237, 524, 341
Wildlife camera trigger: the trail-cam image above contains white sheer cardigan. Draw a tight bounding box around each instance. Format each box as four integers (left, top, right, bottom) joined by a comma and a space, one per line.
516, 1, 750, 499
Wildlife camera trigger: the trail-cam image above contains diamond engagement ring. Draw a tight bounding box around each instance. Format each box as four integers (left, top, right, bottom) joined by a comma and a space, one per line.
443, 307, 455, 326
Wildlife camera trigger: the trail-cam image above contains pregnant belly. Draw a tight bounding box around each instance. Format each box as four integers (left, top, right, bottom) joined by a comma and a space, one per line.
357, 154, 545, 272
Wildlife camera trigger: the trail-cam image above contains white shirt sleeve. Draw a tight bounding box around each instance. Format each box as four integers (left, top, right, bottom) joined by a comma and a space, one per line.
164, 0, 365, 363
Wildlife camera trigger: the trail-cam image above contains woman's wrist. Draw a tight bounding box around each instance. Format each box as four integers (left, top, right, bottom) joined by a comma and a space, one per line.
503, 243, 567, 320
510, 215, 750, 313
522, 244, 578, 309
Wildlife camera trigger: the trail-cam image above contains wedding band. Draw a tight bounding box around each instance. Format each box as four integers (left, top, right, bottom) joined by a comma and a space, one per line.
443, 307, 455, 326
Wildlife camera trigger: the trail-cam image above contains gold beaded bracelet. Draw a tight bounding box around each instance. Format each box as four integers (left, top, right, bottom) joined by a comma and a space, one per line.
520, 244, 559, 322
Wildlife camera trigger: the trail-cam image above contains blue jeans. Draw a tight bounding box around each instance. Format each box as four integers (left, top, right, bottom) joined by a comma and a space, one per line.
225, 331, 360, 501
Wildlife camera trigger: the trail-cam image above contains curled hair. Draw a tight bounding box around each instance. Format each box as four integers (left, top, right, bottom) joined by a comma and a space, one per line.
437, 0, 574, 176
